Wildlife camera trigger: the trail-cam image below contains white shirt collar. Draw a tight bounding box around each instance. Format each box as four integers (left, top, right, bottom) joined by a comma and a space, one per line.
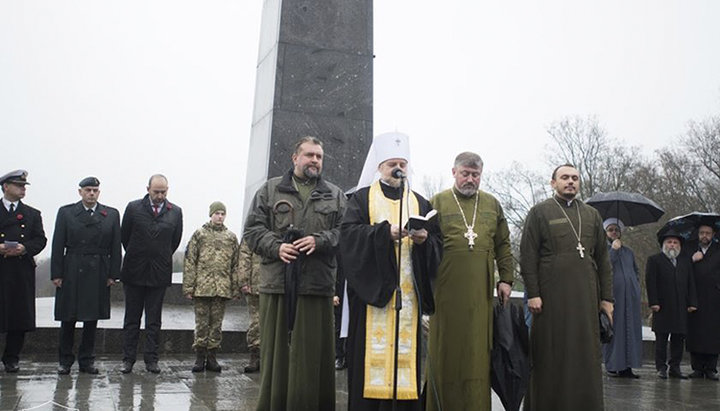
2, 197, 18, 211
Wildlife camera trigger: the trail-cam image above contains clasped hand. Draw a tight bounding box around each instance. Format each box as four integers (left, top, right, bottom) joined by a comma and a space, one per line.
279, 235, 316, 263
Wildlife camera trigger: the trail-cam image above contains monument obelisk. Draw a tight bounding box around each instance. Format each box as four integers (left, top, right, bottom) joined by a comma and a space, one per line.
244, 0, 373, 213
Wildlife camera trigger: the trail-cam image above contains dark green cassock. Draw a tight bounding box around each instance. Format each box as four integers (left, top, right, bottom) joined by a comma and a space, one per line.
426, 188, 514, 411
520, 196, 612, 411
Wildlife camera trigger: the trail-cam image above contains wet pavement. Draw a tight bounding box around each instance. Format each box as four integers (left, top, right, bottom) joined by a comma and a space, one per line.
2, 355, 720, 410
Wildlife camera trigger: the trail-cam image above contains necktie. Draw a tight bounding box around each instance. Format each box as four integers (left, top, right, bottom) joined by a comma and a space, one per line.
671, 258, 677, 267
87, 208, 94, 216
153, 205, 159, 216
9, 203, 14, 213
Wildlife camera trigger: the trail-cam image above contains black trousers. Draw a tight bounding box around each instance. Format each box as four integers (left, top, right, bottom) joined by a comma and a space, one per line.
1, 330, 25, 364
58, 321, 97, 367
655, 332, 685, 371
690, 352, 719, 373
122, 284, 166, 364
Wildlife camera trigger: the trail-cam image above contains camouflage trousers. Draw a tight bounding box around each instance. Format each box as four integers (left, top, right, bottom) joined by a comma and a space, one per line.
193, 297, 227, 350
246, 293, 260, 352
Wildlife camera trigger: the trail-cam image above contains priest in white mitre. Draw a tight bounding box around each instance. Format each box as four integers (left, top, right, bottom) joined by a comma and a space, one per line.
339, 132, 442, 410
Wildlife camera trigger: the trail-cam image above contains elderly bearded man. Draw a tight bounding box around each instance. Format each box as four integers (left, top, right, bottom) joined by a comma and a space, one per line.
686, 224, 720, 380
244, 136, 346, 411
340, 131, 441, 411
520, 164, 613, 411
646, 229, 697, 379
425, 152, 514, 411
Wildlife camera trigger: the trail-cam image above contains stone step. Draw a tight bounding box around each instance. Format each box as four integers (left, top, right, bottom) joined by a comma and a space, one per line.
28, 298, 250, 354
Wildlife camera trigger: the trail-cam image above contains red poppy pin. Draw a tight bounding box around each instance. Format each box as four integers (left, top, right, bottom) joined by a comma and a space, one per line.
17, 214, 23, 220
100, 210, 107, 217
167, 203, 173, 210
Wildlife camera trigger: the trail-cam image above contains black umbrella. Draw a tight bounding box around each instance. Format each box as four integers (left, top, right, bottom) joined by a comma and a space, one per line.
585, 191, 664, 227
664, 212, 720, 242
491, 302, 529, 411
283, 225, 305, 344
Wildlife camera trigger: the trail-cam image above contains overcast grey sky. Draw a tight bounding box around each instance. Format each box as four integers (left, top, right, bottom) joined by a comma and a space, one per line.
2, 1, 719, 258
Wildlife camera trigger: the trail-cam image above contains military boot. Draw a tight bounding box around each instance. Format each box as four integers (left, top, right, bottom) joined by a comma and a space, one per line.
244, 349, 260, 373
206, 349, 222, 372
192, 348, 206, 373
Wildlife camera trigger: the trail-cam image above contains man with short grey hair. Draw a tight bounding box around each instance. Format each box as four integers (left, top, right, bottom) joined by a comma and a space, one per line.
426, 151, 514, 410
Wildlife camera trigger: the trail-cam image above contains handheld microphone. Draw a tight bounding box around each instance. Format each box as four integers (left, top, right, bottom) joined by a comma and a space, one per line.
391, 168, 406, 179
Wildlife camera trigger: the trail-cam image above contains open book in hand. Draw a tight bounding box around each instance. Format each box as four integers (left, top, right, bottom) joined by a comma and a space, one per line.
404, 209, 437, 231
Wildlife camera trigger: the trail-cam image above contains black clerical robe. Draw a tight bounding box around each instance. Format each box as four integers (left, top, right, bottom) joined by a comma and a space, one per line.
340, 183, 442, 411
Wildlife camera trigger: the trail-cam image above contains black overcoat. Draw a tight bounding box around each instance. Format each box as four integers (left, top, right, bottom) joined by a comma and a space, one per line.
51, 202, 121, 321
0, 201, 47, 332
686, 242, 720, 354
646, 252, 698, 334
120, 195, 182, 287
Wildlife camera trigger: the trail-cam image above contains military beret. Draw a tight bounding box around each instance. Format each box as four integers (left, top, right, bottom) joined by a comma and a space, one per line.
0, 169, 30, 186
79, 176, 100, 187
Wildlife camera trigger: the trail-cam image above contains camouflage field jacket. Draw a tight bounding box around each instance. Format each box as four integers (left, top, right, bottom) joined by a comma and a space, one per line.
183, 222, 240, 298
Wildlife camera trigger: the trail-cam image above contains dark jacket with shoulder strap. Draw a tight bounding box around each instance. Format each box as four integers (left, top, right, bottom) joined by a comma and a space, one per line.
0, 201, 47, 332
243, 169, 346, 296
51, 201, 121, 321
120, 194, 183, 287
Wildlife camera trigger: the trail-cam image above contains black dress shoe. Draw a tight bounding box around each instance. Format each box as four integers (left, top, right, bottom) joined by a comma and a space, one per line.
4, 362, 19, 373
669, 369, 688, 379
657, 369, 668, 379
120, 361, 134, 374
57, 365, 71, 375
689, 370, 705, 379
335, 358, 347, 370
145, 362, 161, 374
705, 371, 719, 381
79, 365, 99, 374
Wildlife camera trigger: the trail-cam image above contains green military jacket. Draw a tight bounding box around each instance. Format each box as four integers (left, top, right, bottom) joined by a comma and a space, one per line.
183, 222, 240, 298
243, 169, 346, 296
238, 239, 261, 295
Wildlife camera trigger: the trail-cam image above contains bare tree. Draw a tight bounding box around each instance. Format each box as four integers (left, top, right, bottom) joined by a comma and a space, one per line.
416, 174, 448, 200
545, 115, 609, 198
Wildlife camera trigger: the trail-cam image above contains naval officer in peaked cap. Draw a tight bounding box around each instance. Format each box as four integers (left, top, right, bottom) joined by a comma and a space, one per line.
0, 170, 47, 373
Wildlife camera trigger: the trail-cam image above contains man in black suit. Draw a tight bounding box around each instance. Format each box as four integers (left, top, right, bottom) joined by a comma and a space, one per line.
51, 177, 122, 375
646, 228, 698, 379
120, 174, 183, 374
686, 223, 720, 380
0, 170, 47, 373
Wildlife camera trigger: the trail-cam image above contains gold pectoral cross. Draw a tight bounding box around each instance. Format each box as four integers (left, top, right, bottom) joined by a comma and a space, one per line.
464, 227, 477, 250
576, 242, 585, 259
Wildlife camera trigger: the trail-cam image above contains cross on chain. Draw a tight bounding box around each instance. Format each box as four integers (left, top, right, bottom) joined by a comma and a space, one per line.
576, 242, 585, 259
464, 227, 478, 250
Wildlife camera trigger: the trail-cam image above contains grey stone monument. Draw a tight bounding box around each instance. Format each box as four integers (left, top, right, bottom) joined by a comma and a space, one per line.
244, 0, 373, 213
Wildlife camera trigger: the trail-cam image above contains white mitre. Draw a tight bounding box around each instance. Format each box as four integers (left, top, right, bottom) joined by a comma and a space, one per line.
355, 131, 412, 190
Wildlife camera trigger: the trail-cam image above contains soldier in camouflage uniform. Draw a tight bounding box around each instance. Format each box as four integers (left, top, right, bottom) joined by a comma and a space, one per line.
239, 239, 261, 373
183, 201, 240, 373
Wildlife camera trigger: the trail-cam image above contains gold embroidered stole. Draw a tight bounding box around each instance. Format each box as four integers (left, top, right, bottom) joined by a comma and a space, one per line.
364, 180, 420, 399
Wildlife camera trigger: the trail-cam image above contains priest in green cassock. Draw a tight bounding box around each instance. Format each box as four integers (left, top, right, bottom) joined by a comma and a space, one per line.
520, 164, 613, 411
425, 152, 515, 411
340, 132, 442, 411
